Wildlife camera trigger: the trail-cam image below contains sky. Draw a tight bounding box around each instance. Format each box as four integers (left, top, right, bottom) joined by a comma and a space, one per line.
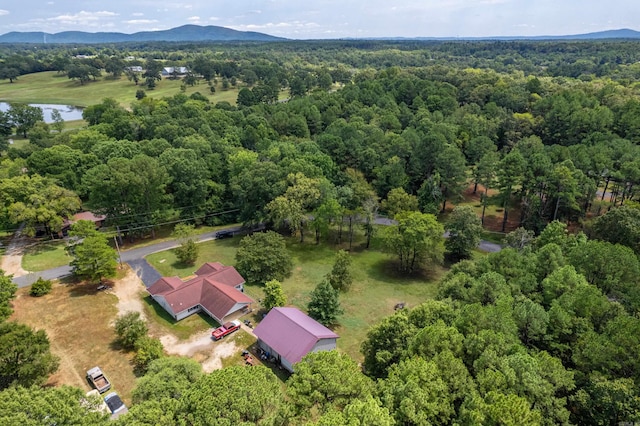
0, 1, 638, 39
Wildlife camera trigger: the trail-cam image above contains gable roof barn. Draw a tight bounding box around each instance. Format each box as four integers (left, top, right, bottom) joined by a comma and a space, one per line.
147, 263, 252, 323
253, 307, 339, 370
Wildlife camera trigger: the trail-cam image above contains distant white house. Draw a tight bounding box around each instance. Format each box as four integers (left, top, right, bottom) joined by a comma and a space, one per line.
162, 66, 189, 77
125, 66, 143, 73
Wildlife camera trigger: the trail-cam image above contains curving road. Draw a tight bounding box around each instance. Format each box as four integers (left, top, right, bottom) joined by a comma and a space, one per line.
11, 221, 501, 288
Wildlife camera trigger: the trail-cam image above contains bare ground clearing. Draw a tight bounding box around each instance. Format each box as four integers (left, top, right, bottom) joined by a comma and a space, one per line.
10, 266, 248, 404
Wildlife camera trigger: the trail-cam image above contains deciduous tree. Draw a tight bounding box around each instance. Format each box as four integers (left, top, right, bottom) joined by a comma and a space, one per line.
0, 271, 17, 321
381, 211, 444, 274
235, 231, 292, 284
445, 206, 483, 260
114, 311, 148, 350
172, 223, 199, 266
0, 322, 59, 389
262, 279, 287, 312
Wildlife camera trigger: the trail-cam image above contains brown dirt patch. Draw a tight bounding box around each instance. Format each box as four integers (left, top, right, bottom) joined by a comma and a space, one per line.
10, 282, 137, 402
113, 267, 242, 372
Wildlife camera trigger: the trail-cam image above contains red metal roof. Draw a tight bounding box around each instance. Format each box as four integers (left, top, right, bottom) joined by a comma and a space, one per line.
253, 307, 339, 365
148, 263, 252, 321
73, 211, 106, 223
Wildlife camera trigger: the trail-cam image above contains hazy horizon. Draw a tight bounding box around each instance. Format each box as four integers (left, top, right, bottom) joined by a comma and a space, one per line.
0, 1, 637, 40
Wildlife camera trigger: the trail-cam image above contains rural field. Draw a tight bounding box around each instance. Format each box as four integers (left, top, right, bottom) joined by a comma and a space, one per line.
0, 71, 240, 107
146, 231, 444, 360
9, 266, 262, 404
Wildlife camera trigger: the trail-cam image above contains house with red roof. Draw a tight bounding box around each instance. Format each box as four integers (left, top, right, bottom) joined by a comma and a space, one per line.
147, 262, 253, 324
253, 307, 339, 373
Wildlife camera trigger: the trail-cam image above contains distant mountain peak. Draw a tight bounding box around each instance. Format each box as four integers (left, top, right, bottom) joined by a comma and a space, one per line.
0, 24, 286, 44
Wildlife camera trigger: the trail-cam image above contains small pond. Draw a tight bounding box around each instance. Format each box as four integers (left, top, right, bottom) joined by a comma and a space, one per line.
0, 102, 84, 123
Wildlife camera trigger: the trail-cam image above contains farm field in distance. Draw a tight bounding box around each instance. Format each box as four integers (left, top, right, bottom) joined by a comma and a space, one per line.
0, 71, 240, 107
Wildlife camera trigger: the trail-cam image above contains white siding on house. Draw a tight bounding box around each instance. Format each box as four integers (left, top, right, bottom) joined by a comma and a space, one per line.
281, 357, 294, 373
309, 338, 337, 354
175, 305, 202, 321
152, 295, 176, 319
257, 340, 295, 373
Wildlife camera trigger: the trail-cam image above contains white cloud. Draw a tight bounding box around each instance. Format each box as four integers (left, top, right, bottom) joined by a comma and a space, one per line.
187, 16, 200, 22
208, 16, 220, 21
232, 21, 320, 31
48, 11, 118, 24
131, 12, 144, 17
0, 10, 9, 16
125, 19, 158, 24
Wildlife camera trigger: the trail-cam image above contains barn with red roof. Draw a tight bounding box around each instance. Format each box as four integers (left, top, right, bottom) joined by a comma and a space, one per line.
147, 262, 254, 324
253, 307, 339, 372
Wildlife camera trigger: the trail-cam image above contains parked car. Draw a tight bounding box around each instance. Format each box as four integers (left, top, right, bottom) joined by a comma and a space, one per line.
212, 320, 241, 340
104, 392, 128, 419
215, 230, 234, 239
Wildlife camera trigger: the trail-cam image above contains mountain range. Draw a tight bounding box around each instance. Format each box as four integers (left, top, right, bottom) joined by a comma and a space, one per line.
0, 25, 287, 44
0, 25, 639, 44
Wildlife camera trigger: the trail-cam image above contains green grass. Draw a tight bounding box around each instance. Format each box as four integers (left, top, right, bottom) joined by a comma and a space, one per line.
142, 295, 219, 340
117, 223, 241, 252
0, 71, 241, 108
145, 237, 239, 278
145, 232, 444, 361
22, 240, 71, 271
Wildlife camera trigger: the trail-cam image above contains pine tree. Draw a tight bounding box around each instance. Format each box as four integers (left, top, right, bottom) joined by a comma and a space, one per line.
327, 250, 353, 292
307, 279, 343, 326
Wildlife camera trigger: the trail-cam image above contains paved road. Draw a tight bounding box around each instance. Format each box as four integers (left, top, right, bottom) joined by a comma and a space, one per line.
12, 221, 501, 287
12, 226, 244, 288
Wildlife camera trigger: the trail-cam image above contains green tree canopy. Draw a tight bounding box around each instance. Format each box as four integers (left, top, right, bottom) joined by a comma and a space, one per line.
287, 350, 374, 416
381, 211, 444, 274
445, 205, 483, 260
235, 231, 292, 284
262, 279, 287, 312
70, 233, 117, 283
114, 311, 148, 350
176, 365, 281, 426
0, 385, 110, 425
307, 279, 343, 326
0, 321, 59, 389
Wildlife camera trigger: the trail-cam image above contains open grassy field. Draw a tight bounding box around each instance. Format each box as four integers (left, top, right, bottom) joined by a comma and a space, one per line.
142, 295, 219, 340
22, 240, 71, 271
146, 231, 444, 361
10, 282, 137, 403
0, 71, 240, 107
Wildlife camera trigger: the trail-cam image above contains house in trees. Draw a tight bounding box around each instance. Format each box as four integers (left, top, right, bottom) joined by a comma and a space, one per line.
161, 66, 189, 77
253, 307, 339, 372
147, 262, 253, 323
60, 211, 106, 236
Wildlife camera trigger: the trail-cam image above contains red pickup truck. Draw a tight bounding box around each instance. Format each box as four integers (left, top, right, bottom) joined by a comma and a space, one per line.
211, 320, 241, 340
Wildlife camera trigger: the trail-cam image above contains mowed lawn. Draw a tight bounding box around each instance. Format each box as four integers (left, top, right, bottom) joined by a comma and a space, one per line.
22, 240, 71, 271
146, 232, 444, 361
10, 283, 137, 404
0, 71, 240, 107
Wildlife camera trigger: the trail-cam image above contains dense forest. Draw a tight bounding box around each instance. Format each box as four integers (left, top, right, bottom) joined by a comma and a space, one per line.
1, 39, 640, 424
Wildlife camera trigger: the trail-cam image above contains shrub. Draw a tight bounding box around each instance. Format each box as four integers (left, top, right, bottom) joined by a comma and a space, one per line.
114, 311, 148, 350
30, 278, 52, 297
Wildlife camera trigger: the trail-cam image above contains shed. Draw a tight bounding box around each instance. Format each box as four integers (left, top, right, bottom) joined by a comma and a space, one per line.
253, 307, 339, 372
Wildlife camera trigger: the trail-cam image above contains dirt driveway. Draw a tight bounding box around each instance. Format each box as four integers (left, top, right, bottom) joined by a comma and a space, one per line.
112, 268, 239, 372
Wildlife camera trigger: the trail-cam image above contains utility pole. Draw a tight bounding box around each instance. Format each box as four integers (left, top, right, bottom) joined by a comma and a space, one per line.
113, 235, 123, 268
